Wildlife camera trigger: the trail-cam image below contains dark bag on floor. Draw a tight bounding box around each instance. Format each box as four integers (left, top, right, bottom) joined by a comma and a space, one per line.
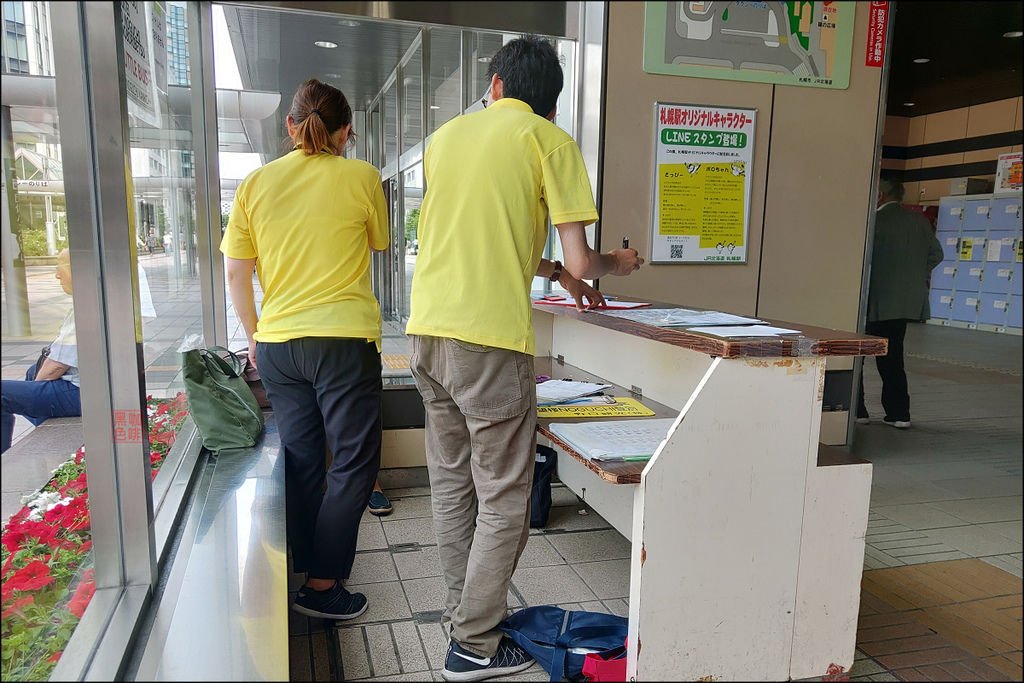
531, 444, 558, 528
182, 344, 264, 453
499, 605, 628, 682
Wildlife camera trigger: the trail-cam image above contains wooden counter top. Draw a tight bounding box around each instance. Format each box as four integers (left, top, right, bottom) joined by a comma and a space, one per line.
533, 299, 887, 360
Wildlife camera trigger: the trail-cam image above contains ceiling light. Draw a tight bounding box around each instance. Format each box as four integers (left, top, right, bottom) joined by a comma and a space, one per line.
912, 58, 930, 64
429, 105, 440, 110
477, 56, 492, 63
1003, 31, 1023, 38
338, 19, 360, 28
903, 102, 915, 107
314, 40, 338, 49
324, 73, 342, 79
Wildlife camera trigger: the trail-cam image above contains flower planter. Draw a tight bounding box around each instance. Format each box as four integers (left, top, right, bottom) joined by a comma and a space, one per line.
1, 393, 189, 681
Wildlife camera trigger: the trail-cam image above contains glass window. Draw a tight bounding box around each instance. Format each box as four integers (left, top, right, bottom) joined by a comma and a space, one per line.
427, 27, 461, 136
383, 79, 398, 172
401, 46, 421, 158
466, 31, 503, 111
400, 162, 422, 320
1, 4, 96, 678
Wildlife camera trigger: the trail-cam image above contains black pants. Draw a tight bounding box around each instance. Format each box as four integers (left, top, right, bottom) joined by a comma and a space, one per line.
856, 319, 910, 422
256, 337, 382, 581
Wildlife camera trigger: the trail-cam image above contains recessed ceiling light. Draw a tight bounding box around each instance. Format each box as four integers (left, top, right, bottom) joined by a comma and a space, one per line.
903, 102, 915, 107
1003, 31, 1023, 38
314, 40, 338, 49
912, 58, 930, 64
324, 73, 342, 79
338, 19, 360, 28
429, 105, 440, 110
477, 56, 491, 63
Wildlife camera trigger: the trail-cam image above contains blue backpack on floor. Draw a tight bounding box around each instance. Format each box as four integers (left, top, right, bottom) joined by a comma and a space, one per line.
499, 605, 628, 682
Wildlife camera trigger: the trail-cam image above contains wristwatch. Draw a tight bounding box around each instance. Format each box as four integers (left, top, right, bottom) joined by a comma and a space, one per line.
549, 260, 563, 282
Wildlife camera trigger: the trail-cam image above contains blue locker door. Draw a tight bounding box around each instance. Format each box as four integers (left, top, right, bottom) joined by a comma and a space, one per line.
982, 264, 1014, 295
937, 197, 965, 233
929, 289, 954, 321
954, 264, 984, 293
985, 231, 1017, 264
988, 197, 1022, 230
962, 199, 991, 230
932, 262, 958, 290
1007, 296, 1023, 329
941, 234, 961, 261
977, 293, 1009, 326
952, 293, 980, 324
958, 232, 987, 262
1012, 261, 1023, 297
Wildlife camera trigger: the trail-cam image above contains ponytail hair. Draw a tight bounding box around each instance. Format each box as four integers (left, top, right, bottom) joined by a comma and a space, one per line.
288, 78, 354, 155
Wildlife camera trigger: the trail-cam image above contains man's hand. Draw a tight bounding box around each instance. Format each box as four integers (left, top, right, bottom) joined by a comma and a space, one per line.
608, 248, 644, 276
559, 272, 606, 311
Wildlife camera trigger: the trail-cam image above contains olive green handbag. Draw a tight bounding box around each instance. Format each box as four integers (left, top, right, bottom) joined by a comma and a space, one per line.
181, 344, 264, 453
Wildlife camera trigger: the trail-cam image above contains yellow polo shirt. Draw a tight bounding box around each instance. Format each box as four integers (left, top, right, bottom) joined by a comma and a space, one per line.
406, 98, 599, 354
221, 150, 389, 346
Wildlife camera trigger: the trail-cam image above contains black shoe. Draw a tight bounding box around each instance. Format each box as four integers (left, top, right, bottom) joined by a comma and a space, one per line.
442, 637, 534, 682
368, 490, 393, 516
292, 582, 368, 620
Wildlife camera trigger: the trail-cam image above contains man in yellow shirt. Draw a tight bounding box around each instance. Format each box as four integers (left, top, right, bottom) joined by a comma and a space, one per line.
407, 36, 643, 682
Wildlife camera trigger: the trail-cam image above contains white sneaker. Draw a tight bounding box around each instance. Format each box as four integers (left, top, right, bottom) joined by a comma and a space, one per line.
884, 418, 911, 429
855, 417, 871, 425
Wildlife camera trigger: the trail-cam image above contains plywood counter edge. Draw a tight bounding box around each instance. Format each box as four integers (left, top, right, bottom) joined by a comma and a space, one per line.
533, 301, 887, 359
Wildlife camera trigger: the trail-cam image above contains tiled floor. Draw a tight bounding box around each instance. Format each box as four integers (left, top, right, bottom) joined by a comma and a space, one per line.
291, 322, 1022, 681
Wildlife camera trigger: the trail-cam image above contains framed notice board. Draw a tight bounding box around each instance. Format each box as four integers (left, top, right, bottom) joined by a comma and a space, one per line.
650, 102, 756, 264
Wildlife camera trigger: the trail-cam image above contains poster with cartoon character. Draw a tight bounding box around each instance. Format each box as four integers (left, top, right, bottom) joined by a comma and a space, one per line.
651, 103, 756, 264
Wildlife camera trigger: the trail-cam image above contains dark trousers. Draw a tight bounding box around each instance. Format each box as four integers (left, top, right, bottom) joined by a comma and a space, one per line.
1, 365, 81, 454
256, 337, 382, 581
856, 319, 910, 422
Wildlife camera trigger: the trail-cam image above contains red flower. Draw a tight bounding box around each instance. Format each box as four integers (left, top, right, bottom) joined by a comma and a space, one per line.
7, 560, 54, 591
48, 651, 63, 663
74, 449, 85, 465
78, 540, 93, 555
1, 595, 34, 620
67, 576, 95, 618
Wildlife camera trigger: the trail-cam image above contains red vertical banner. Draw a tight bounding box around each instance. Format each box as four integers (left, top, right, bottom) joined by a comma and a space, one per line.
865, 1, 889, 67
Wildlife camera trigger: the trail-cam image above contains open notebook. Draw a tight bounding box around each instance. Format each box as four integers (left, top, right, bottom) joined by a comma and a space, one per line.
548, 418, 677, 462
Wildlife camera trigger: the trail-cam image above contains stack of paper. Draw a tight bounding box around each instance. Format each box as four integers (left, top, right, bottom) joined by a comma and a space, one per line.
536, 379, 612, 406
695, 324, 801, 338
599, 308, 764, 327
549, 418, 677, 462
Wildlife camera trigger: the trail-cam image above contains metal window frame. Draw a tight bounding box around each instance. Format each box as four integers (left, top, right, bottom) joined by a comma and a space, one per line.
46, 2, 220, 678
49, 2, 155, 679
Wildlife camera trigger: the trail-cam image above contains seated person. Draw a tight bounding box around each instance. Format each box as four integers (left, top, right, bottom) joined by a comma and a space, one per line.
2, 250, 81, 454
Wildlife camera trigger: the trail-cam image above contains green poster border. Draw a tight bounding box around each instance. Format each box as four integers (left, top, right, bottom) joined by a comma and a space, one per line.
643, 1, 855, 90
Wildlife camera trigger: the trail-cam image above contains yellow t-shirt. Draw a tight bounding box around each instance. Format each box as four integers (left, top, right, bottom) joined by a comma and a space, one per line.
406, 98, 599, 354
221, 150, 389, 346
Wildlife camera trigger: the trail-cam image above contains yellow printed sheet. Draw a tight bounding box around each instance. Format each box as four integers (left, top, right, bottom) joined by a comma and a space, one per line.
537, 397, 656, 419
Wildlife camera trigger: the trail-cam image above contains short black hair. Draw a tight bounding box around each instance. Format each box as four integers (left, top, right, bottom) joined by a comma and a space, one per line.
879, 173, 905, 202
486, 36, 563, 117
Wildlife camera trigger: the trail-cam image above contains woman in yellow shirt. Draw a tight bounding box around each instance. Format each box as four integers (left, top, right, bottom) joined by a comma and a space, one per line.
222, 79, 388, 620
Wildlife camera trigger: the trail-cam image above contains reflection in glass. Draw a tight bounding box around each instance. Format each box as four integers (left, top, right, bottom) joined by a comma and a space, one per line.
466, 31, 504, 112
400, 162, 422, 321
401, 46, 421, 158
383, 80, 398, 171
427, 27, 461, 136
0, 3, 94, 678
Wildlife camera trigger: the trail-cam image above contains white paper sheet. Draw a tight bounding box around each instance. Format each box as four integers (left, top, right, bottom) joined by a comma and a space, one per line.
598, 308, 764, 327
549, 418, 677, 461
536, 380, 612, 405
694, 324, 802, 338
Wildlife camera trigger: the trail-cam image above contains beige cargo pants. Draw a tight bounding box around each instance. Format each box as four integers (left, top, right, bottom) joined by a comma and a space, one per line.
409, 335, 537, 658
